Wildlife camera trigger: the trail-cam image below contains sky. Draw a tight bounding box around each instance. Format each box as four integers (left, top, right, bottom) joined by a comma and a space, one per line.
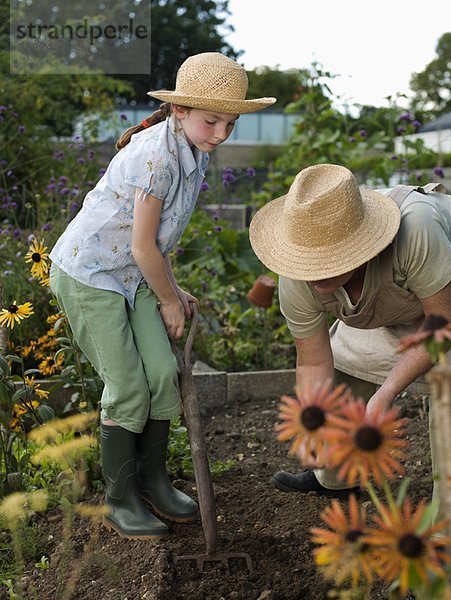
225, 0, 449, 111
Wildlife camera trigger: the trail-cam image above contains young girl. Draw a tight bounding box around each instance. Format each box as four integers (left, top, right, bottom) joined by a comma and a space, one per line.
49, 52, 275, 540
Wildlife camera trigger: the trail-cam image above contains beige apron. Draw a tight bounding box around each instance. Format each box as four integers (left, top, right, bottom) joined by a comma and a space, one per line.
321, 183, 445, 395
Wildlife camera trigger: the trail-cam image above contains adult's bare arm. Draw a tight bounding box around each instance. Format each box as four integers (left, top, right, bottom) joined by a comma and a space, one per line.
294, 322, 335, 392
366, 282, 451, 416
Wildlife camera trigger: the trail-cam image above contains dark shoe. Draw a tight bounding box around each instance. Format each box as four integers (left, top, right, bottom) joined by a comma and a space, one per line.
270, 469, 360, 496
101, 425, 169, 539
137, 419, 198, 523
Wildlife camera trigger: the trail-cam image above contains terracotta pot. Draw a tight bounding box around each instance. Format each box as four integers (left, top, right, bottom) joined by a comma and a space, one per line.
247, 275, 276, 308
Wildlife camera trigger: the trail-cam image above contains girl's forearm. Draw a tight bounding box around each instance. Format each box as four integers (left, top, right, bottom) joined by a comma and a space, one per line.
133, 247, 179, 305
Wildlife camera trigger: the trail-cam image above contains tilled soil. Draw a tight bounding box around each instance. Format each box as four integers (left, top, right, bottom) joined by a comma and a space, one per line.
12, 392, 433, 600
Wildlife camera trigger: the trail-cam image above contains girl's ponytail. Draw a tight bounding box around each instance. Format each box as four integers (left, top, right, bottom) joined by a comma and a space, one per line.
115, 103, 172, 150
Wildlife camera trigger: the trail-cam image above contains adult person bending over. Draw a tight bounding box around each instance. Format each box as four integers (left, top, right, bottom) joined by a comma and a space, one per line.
249, 163, 451, 520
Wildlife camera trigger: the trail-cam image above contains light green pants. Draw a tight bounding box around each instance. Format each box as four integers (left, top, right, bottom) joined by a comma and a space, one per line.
315, 370, 442, 529
50, 265, 181, 433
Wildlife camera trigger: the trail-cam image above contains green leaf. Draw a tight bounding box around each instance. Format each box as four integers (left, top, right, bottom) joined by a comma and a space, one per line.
396, 477, 411, 505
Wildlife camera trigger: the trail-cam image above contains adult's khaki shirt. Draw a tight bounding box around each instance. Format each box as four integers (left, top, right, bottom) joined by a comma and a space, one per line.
279, 188, 451, 392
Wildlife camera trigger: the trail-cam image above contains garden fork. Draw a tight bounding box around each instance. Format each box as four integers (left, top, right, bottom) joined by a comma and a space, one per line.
171, 304, 253, 574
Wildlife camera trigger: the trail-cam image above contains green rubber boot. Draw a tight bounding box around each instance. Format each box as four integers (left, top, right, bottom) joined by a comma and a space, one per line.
137, 419, 198, 522
100, 425, 169, 539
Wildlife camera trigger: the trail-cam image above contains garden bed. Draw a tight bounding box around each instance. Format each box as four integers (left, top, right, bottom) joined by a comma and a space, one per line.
10, 390, 434, 600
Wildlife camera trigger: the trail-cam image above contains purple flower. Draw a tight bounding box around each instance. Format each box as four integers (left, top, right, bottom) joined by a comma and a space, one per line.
415, 173, 422, 182
222, 171, 236, 187
18, 125, 26, 133
214, 226, 222, 232
120, 113, 128, 121
399, 112, 413, 122
6, 170, 13, 177
12, 229, 20, 238
59, 175, 68, 184
53, 151, 65, 160
42, 222, 53, 231
77, 157, 85, 164
359, 129, 367, 138
349, 136, 356, 143
78, 143, 85, 150
200, 182, 209, 192
246, 167, 256, 177
412, 120, 422, 129
88, 150, 95, 160
205, 245, 212, 252
223, 167, 234, 174
391, 155, 398, 161
433, 167, 444, 178
0, 160, 7, 167
0, 106, 7, 113
396, 126, 406, 135
175, 246, 184, 255
60, 187, 71, 195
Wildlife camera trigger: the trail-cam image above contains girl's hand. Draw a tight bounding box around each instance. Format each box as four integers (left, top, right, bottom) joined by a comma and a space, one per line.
159, 299, 185, 340
175, 287, 199, 319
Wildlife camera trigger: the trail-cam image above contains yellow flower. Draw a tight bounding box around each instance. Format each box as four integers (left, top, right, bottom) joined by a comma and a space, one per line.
0, 492, 27, 525
323, 398, 407, 487
38, 353, 64, 376
74, 502, 109, 523
24, 376, 49, 400
38, 273, 50, 287
10, 399, 40, 430
0, 301, 34, 329
364, 498, 451, 595
275, 379, 352, 467
0, 490, 48, 527
29, 411, 99, 443
25, 239, 50, 279
31, 435, 97, 467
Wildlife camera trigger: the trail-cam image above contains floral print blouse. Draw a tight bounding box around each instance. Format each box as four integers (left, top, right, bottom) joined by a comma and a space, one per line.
50, 116, 209, 308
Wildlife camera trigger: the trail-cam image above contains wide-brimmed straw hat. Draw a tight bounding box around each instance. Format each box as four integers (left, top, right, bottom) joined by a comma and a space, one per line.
148, 52, 276, 114
249, 164, 401, 280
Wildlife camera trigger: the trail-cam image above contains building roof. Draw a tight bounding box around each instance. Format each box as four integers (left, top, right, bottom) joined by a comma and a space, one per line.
420, 112, 451, 132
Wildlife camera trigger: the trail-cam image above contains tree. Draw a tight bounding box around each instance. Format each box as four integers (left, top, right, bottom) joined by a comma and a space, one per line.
246, 66, 304, 110
116, 0, 239, 103
409, 32, 451, 118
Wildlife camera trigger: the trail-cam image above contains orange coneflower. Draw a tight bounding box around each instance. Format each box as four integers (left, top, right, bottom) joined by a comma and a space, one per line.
25, 239, 50, 280
275, 379, 352, 467
397, 314, 451, 363
364, 497, 451, 595
323, 398, 407, 487
0, 301, 34, 329
310, 494, 376, 587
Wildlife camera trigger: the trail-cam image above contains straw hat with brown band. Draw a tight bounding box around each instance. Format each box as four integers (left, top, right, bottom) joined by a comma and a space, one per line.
148, 52, 276, 114
249, 164, 402, 280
